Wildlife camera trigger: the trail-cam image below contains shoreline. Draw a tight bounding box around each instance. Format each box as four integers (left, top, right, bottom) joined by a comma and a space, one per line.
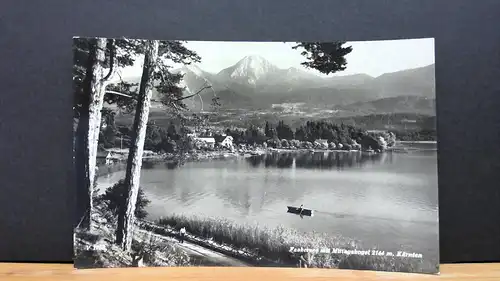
97, 142, 436, 178
147, 214, 435, 272
75, 200, 434, 272
97, 140, 436, 178
138, 220, 279, 267
97, 148, 372, 178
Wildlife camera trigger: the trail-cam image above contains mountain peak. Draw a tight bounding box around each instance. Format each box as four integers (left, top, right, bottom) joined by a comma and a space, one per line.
223, 55, 279, 85
240, 54, 269, 63
235, 55, 275, 73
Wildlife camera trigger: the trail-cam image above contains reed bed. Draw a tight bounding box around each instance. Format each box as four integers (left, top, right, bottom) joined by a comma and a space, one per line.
156, 214, 433, 272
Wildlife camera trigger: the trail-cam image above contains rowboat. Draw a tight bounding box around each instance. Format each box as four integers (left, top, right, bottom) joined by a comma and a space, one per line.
287, 206, 314, 217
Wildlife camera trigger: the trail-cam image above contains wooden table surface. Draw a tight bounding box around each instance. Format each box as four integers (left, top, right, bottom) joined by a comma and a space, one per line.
0, 263, 499, 281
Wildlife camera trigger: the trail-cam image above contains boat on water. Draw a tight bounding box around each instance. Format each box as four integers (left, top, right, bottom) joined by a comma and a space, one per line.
287, 206, 314, 217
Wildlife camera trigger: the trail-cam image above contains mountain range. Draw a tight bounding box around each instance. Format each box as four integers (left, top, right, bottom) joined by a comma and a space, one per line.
123, 55, 436, 116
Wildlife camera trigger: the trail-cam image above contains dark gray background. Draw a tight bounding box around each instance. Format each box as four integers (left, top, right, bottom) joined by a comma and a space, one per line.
1, 0, 499, 263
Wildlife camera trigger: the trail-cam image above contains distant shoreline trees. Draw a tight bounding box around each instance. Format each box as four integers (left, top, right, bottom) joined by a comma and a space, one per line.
224, 120, 396, 151
100, 117, 435, 155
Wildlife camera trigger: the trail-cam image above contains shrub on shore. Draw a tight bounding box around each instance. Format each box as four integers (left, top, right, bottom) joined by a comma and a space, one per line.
98, 179, 151, 221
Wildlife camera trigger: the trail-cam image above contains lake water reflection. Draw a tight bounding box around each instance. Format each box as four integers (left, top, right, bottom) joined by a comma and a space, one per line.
98, 143, 439, 264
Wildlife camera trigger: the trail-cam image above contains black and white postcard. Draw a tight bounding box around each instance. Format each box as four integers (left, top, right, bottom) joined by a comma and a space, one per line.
73, 37, 439, 274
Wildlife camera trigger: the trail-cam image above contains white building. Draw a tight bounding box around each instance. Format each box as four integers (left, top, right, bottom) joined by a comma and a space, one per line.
97, 151, 115, 165
105, 152, 113, 165
220, 135, 234, 149
194, 137, 216, 149
314, 139, 329, 149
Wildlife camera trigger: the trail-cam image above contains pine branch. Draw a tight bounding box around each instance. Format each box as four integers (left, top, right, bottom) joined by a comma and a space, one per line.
170, 101, 182, 111
105, 91, 163, 103
155, 58, 168, 85
106, 90, 133, 99
175, 85, 212, 101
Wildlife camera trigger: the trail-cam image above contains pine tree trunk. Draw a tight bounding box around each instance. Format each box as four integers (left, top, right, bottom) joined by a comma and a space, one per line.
116, 40, 159, 251
78, 38, 108, 230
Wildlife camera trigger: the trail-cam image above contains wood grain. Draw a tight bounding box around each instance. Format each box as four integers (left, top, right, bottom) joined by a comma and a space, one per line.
0, 263, 499, 281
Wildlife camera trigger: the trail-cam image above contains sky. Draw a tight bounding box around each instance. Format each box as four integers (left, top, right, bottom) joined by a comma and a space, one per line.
119, 38, 435, 78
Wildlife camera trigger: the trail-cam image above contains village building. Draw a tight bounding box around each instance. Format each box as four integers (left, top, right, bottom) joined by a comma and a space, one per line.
105, 152, 113, 165
220, 135, 234, 149
401, 119, 417, 124
194, 137, 216, 149
97, 151, 114, 166
143, 150, 156, 156
314, 139, 329, 149
213, 134, 234, 150
367, 130, 388, 134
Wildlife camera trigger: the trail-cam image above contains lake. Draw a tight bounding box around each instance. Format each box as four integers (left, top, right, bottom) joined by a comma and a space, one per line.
97, 142, 439, 263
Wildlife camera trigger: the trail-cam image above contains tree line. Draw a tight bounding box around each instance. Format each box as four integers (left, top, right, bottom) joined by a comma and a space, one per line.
74, 36, 354, 254
225, 120, 392, 151
100, 112, 433, 156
